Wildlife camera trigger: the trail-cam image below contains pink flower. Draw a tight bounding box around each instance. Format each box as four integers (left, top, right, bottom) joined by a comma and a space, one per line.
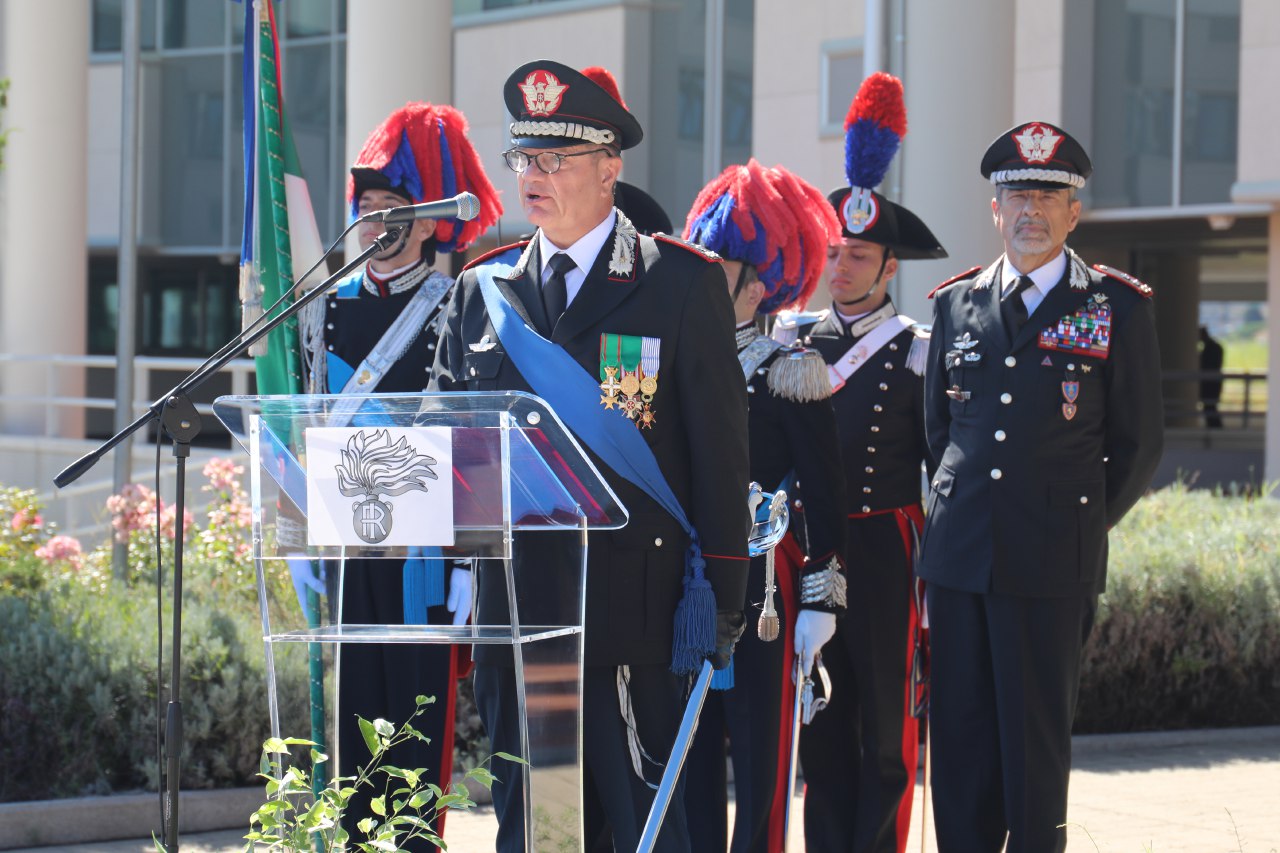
10, 509, 42, 531
36, 534, 84, 569
203, 457, 245, 493
160, 505, 195, 540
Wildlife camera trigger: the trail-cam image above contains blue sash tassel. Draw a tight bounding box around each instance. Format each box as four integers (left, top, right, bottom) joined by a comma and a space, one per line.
403, 545, 446, 624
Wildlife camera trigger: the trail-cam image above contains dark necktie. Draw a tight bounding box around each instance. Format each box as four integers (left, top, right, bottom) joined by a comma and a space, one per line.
1001, 274, 1035, 336
542, 252, 576, 329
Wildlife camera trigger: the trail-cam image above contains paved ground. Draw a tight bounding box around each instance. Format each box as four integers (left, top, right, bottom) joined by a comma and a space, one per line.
12, 726, 1278, 852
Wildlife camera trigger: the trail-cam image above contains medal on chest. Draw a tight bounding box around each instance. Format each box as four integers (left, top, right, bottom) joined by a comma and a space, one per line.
600, 333, 661, 428
1039, 293, 1112, 359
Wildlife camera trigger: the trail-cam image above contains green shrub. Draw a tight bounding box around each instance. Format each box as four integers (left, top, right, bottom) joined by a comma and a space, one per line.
0, 577, 308, 801
1076, 483, 1280, 732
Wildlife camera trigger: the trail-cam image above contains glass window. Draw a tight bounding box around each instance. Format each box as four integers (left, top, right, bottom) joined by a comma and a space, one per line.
1091, 0, 1176, 209
1180, 0, 1240, 204
285, 0, 334, 38
820, 40, 862, 136
282, 43, 337, 239
92, 0, 158, 53
722, 0, 754, 167
158, 55, 225, 246
162, 0, 226, 49
649, 0, 708, 225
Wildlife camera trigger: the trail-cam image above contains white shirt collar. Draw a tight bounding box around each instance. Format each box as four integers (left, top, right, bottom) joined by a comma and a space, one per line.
538, 209, 617, 282
1001, 250, 1067, 299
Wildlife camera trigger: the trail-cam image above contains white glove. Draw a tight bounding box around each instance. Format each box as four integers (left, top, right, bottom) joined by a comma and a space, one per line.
287, 558, 326, 617
794, 609, 837, 677
447, 567, 472, 626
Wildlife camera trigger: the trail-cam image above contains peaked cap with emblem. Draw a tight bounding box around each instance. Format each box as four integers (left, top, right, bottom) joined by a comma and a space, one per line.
348, 102, 502, 254
829, 73, 947, 261
981, 121, 1092, 190
505, 59, 643, 150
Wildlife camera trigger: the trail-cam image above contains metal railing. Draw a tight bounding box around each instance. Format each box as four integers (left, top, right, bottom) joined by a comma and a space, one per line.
1162, 369, 1267, 430
0, 352, 256, 438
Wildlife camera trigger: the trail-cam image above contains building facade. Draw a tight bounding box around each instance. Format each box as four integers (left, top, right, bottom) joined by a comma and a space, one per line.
0, 0, 1277, 515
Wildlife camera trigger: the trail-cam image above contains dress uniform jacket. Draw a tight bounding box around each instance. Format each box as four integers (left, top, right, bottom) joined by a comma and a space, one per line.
798, 303, 929, 853
430, 211, 751, 667
918, 252, 1164, 597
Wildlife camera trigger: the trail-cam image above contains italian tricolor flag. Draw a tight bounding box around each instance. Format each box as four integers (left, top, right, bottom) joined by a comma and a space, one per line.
239, 0, 324, 396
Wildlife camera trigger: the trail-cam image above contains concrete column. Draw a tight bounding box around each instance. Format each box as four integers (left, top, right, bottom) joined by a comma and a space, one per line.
1266, 213, 1280, 486
0, 3, 90, 437
344, 1, 452, 260
896, 0, 1014, 320
1148, 252, 1202, 428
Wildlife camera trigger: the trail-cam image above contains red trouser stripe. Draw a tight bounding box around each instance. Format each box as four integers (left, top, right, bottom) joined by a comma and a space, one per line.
765, 532, 804, 851
892, 505, 924, 853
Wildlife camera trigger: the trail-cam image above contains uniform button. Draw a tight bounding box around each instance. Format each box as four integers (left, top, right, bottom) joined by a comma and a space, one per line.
879, 382, 889, 391
1005, 356, 1016, 367
1001, 392, 1013, 404
865, 466, 875, 474
1079, 496, 1088, 505
756, 368, 767, 375
327, 345, 334, 351
329, 301, 337, 309
793, 499, 803, 510
747, 385, 755, 394
863, 486, 872, 494
1068, 363, 1077, 371
873, 404, 883, 413
428, 342, 435, 350
870, 425, 880, 432
654, 537, 663, 547
889, 342, 899, 351
862, 505, 872, 513
469, 367, 477, 377
326, 322, 334, 330
990, 468, 1003, 480
867, 446, 876, 453
995, 429, 1007, 441
885, 362, 894, 370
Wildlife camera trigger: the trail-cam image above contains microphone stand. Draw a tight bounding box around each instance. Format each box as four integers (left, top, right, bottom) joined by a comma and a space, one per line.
53, 225, 408, 852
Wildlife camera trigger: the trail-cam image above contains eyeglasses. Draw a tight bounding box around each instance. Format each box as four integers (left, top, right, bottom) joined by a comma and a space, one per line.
503, 147, 613, 175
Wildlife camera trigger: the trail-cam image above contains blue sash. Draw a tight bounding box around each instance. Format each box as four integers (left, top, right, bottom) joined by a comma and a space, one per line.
475, 263, 716, 676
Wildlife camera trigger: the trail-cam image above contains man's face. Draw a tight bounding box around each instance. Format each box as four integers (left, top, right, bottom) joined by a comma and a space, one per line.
356, 189, 434, 264
824, 238, 896, 308
991, 187, 1081, 259
516, 144, 620, 247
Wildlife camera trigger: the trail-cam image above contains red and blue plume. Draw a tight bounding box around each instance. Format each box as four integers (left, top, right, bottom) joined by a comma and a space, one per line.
844, 72, 907, 191
683, 160, 840, 315
348, 102, 502, 253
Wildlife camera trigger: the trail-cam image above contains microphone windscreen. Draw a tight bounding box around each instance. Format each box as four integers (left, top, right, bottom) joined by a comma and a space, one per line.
456, 192, 480, 221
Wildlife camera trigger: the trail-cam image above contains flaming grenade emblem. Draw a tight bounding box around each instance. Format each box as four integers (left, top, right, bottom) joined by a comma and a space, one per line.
334, 429, 439, 544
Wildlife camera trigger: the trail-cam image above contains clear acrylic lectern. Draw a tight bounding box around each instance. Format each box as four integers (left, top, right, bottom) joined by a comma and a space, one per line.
214, 391, 627, 851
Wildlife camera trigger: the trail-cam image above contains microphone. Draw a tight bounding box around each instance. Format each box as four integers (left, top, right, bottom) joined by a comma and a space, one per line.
359, 192, 480, 226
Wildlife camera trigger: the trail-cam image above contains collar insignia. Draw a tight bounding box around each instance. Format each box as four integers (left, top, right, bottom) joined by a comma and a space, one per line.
608, 211, 638, 279
1013, 123, 1065, 164
518, 70, 568, 117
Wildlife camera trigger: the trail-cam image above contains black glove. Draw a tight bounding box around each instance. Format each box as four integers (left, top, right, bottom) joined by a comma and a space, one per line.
708, 609, 746, 671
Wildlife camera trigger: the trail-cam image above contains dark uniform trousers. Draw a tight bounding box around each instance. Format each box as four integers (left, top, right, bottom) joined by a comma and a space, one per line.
919, 255, 1163, 853
429, 215, 750, 853
323, 268, 461, 849
801, 309, 927, 853
685, 338, 848, 853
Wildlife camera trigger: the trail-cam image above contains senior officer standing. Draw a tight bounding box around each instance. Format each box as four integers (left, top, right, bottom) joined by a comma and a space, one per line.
430, 60, 750, 853
782, 73, 946, 853
919, 122, 1163, 853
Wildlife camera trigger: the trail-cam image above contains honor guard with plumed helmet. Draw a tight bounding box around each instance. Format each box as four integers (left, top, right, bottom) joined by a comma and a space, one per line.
786, 71, 946, 853
430, 58, 750, 853
919, 120, 1162, 852
680, 158, 847, 853
298, 101, 501, 849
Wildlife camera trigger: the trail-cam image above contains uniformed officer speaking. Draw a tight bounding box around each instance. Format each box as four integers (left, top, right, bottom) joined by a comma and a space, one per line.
919, 123, 1164, 852
430, 60, 750, 853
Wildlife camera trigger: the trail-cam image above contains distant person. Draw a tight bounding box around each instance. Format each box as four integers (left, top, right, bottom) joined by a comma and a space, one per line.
1199, 325, 1224, 428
